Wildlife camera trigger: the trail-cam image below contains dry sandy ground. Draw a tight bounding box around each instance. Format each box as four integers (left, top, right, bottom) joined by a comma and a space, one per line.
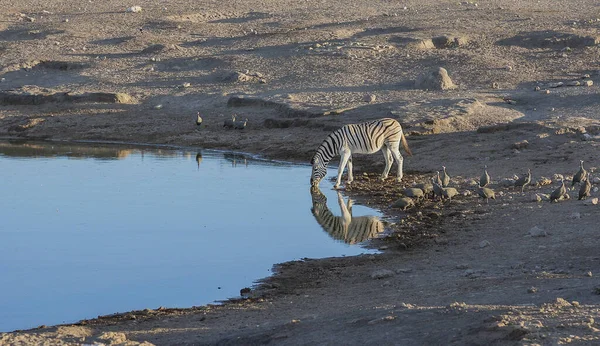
2, 0, 600, 344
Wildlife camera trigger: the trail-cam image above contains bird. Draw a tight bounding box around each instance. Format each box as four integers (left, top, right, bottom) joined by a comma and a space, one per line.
441, 166, 450, 187
234, 118, 248, 130
480, 165, 491, 187
550, 180, 567, 202
514, 168, 531, 192
391, 197, 415, 211
432, 177, 444, 200
404, 187, 424, 201
195, 153, 202, 170
477, 185, 495, 204
578, 174, 592, 200
223, 115, 237, 129
435, 171, 443, 186
442, 187, 459, 201
571, 160, 587, 187
195, 112, 203, 126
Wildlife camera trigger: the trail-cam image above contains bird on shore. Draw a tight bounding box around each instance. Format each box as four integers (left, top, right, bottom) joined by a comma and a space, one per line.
514, 168, 531, 192
196, 112, 203, 126
432, 177, 444, 200
477, 185, 495, 204
578, 174, 592, 200
442, 166, 450, 187
404, 187, 425, 201
435, 171, 443, 187
550, 179, 567, 202
571, 160, 587, 187
480, 165, 490, 187
442, 187, 459, 202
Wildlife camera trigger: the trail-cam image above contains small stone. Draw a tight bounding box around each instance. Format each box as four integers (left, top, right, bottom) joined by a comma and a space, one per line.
63, 18, 69, 23
153, 104, 163, 110
363, 94, 376, 103
583, 197, 599, 206
491, 82, 499, 89
586, 271, 593, 277
370, 269, 395, 280
544, 89, 550, 94
529, 226, 547, 237
548, 82, 564, 88
462, 190, 472, 197
593, 177, 600, 184
528, 287, 538, 293
572, 301, 581, 307
567, 80, 581, 86
181, 82, 191, 88
479, 240, 490, 248
531, 194, 542, 202
583, 80, 594, 86
569, 212, 581, 219
126, 6, 142, 13
512, 140, 529, 150
534, 86, 541, 91
505, 65, 513, 71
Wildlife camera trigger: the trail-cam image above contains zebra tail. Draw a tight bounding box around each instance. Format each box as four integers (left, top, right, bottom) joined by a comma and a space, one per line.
401, 131, 413, 156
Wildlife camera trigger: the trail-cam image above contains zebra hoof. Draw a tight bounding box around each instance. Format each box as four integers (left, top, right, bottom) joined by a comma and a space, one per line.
379, 176, 388, 181
333, 184, 341, 190
396, 177, 403, 182
346, 180, 353, 185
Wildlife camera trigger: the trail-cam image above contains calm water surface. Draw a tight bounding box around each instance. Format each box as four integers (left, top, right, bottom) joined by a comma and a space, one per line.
0, 141, 384, 332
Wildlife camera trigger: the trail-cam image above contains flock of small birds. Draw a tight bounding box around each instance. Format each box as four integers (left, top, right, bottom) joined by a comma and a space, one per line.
393, 160, 594, 210
195, 112, 248, 130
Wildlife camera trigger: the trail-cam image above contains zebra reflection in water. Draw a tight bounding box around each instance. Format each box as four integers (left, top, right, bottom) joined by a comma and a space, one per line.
310, 186, 385, 245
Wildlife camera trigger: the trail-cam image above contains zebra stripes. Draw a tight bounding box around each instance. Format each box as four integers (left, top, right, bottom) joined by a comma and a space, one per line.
310, 186, 384, 244
310, 118, 412, 189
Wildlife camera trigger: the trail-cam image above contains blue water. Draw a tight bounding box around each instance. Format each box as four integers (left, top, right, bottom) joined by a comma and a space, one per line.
0, 141, 382, 332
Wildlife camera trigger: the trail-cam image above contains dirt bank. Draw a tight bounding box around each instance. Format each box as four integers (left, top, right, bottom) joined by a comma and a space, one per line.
2, 0, 600, 344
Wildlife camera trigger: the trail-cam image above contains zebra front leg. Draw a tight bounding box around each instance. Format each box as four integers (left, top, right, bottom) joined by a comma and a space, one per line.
390, 145, 404, 182
380, 147, 392, 181
335, 150, 351, 189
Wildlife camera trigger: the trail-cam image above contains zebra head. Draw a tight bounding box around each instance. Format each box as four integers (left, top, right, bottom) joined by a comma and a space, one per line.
310, 154, 327, 186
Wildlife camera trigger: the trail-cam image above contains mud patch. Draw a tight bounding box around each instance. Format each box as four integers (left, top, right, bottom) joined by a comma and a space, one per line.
497, 31, 600, 48
0, 87, 135, 105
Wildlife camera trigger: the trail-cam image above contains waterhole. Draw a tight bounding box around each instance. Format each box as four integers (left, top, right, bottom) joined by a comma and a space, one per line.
0, 141, 386, 332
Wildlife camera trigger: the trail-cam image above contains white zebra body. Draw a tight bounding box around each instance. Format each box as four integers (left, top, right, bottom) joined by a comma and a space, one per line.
310, 118, 412, 189
310, 187, 384, 244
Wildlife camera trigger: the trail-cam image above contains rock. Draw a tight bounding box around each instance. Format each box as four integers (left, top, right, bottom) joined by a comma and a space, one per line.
370, 269, 395, 280
415, 67, 456, 90
126, 6, 142, 13
463, 190, 472, 197
584, 197, 599, 205
479, 240, 490, 248
529, 226, 548, 237
586, 271, 593, 277
528, 287, 538, 293
181, 82, 191, 88
363, 94, 376, 103
531, 194, 542, 202
567, 80, 581, 86
582, 133, 594, 141
593, 177, 600, 184
153, 104, 163, 110
534, 86, 541, 91
584, 80, 594, 86
491, 82, 499, 89
548, 82, 564, 88
512, 140, 529, 150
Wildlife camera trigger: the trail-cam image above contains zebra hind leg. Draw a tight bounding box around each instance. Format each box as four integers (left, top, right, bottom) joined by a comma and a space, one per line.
346, 156, 354, 185
390, 142, 404, 182
380, 146, 392, 181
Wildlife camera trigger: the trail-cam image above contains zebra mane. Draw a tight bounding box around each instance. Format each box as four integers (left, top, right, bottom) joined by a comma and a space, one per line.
313, 131, 341, 165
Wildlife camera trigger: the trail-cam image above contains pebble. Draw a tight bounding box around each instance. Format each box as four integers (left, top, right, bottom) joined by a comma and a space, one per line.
181, 82, 191, 88
586, 271, 593, 277
528, 287, 538, 293
567, 80, 581, 86
531, 194, 542, 202
583, 197, 598, 206
479, 240, 490, 248
370, 269, 395, 280
363, 94, 376, 103
126, 6, 142, 13
529, 226, 548, 237
153, 104, 163, 110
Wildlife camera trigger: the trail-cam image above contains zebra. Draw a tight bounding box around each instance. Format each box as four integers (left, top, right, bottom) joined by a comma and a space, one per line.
310, 118, 412, 189
310, 186, 385, 245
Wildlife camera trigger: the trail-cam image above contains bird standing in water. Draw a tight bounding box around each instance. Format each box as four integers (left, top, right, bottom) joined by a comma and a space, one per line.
196, 112, 203, 126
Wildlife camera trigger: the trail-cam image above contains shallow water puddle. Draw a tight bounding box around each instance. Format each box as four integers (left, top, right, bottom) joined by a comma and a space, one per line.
0, 141, 384, 332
